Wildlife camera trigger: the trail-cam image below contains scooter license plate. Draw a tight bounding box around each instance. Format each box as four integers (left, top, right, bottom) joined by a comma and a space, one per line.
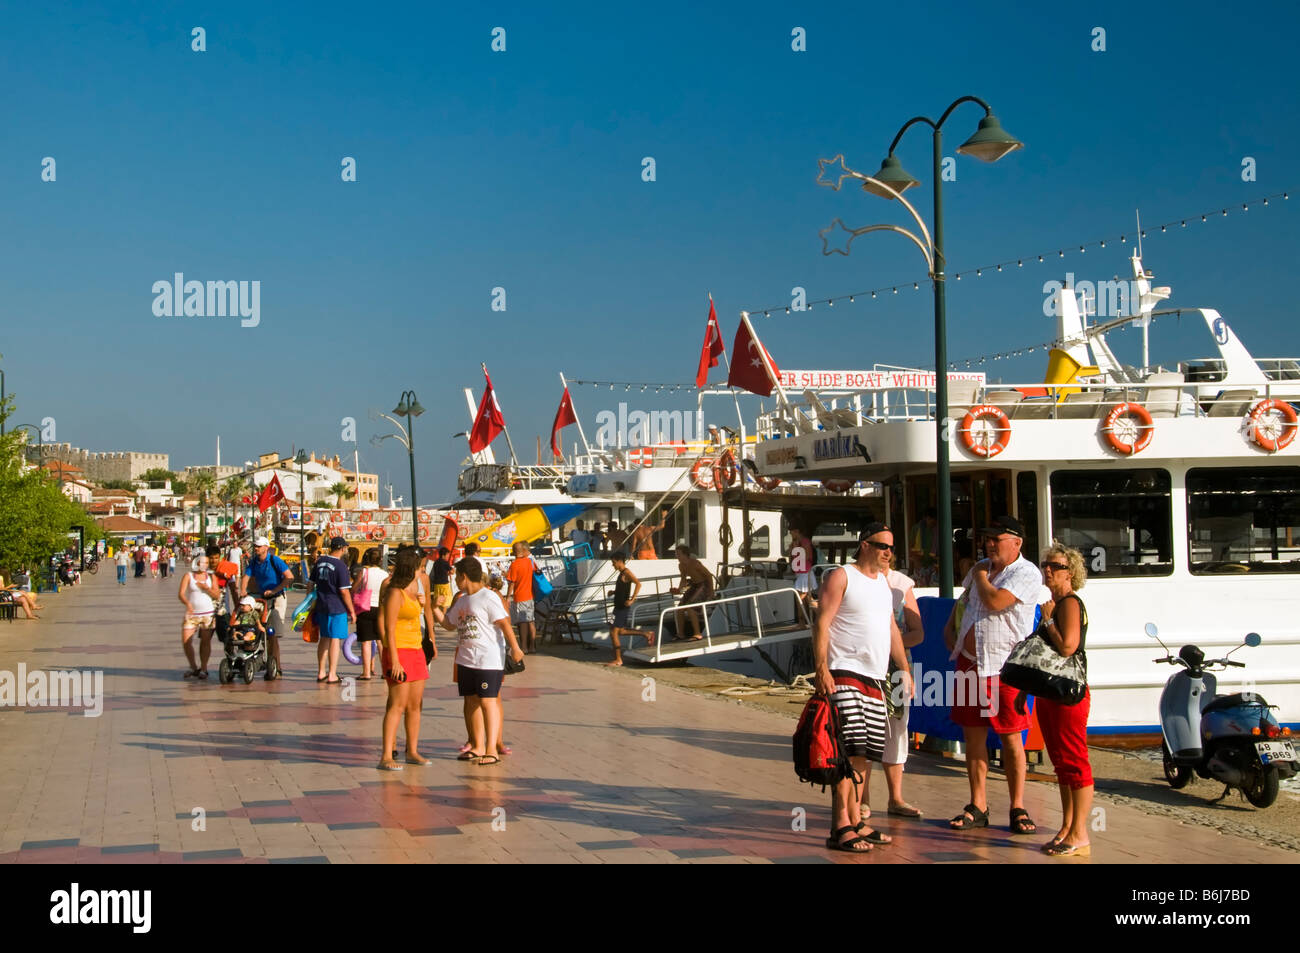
1256, 741, 1297, 763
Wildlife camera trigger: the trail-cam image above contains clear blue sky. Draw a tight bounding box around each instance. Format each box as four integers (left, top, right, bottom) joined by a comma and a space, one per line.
3, 1, 1297, 501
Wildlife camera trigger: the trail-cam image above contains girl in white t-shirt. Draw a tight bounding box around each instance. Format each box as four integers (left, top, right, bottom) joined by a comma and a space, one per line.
352, 548, 389, 680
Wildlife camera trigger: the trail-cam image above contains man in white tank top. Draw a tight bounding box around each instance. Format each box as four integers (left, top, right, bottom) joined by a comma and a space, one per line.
814, 522, 914, 853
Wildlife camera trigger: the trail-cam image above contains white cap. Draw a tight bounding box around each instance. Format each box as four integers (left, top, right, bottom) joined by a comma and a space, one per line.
240, 596, 256, 607
254, 536, 270, 547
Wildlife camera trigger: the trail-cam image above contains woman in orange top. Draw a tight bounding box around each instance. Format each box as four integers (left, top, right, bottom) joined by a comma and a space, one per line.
378, 548, 434, 771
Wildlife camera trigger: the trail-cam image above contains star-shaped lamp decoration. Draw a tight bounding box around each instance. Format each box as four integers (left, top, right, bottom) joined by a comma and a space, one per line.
816, 154, 861, 192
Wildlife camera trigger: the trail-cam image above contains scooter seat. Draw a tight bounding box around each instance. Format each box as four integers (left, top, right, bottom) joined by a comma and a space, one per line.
1202, 692, 1268, 713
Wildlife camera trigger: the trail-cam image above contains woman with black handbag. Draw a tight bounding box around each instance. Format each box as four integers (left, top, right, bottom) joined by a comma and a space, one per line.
1035, 544, 1092, 857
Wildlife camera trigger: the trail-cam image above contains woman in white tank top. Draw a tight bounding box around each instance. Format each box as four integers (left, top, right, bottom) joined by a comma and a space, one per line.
178, 555, 221, 679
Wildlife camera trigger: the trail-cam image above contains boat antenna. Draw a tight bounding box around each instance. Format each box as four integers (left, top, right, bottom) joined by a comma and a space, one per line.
1135, 209, 1142, 259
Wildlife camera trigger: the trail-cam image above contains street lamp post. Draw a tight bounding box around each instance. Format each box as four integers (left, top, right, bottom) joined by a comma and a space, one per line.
818, 98, 1021, 598
12, 423, 44, 468
295, 449, 308, 574
370, 392, 425, 547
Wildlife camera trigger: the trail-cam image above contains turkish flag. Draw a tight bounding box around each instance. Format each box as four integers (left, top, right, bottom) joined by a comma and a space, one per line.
727, 312, 781, 396
695, 297, 726, 387
241, 496, 252, 504
469, 367, 507, 453
550, 387, 578, 457
256, 473, 286, 512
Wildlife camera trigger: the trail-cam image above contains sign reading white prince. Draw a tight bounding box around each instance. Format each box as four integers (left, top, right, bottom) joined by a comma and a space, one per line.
778, 369, 985, 389
152, 273, 260, 327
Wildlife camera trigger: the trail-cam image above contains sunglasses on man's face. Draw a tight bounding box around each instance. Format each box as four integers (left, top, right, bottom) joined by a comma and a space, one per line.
866, 541, 893, 552
1041, 561, 1068, 573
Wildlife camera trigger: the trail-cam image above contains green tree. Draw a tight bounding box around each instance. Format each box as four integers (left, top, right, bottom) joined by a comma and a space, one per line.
100, 479, 136, 491
330, 481, 355, 509
139, 467, 176, 485
189, 471, 217, 542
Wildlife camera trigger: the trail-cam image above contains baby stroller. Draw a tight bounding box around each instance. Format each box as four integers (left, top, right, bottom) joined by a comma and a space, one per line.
218, 597, 279, 683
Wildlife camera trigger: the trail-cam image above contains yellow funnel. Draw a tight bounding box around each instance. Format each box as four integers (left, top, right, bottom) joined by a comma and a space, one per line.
1045, 348, 1101, 402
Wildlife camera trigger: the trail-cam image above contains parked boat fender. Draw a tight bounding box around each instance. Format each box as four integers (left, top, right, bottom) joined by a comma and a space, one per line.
959, 405, 1012, 458
713, 451, 738, 490
1249, 398, 1298, 452
1102, 402, 1154, 455
690, 458, 716, 489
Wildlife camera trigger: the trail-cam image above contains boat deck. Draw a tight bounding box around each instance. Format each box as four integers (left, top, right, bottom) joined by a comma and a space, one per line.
0, 571, 1288, 864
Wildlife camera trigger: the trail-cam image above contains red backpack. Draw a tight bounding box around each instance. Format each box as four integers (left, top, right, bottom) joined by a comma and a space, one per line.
793, 694, 855, 789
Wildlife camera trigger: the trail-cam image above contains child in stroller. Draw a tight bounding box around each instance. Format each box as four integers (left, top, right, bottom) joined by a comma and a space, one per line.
219, 596, 280, 683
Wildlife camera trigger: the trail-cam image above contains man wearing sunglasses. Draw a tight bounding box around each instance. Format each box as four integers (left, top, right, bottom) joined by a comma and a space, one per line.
943, 514, 1043, 836
813, 522, 914, 853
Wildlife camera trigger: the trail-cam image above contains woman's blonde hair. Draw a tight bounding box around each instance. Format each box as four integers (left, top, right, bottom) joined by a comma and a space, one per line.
1042, 542, 1086, 591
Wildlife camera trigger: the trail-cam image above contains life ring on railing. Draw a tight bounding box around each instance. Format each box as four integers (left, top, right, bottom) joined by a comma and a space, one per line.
418, 526, 429, 540
712, 451, 738, 490
1102, 402, 1154, 455
418, 511, 431, 523
959, 405, 1012, 458
690, 458, 716, 489
754, 473, 781, 491
821, 479, 854, 493
1248, 398, 1298, 452
370, 527, 386, 541
387, 511, 401, 524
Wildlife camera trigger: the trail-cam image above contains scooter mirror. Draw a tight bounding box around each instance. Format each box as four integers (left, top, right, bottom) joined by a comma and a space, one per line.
1144, 623, 1159, 639
1245, 632, 1262, 647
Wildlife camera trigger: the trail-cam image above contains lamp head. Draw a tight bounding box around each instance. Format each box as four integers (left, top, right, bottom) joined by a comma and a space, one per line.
956, 113, 1024, 162
392, 398, 410, 416
407, 397, 425, 417
863, 155, 920, 199
294, 449, 309, 465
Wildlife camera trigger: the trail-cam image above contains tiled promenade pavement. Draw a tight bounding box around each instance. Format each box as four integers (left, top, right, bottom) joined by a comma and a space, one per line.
0, 569, 1288, 864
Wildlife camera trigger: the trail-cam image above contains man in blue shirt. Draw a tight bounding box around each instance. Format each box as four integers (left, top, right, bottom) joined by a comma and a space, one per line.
241, 536, 294, 680
310, 536, 356, 684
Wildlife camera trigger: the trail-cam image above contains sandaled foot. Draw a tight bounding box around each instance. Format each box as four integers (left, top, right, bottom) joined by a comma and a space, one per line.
497, 744, 512, 756
183, 669, 201, 679
458, 742, 473, 754
854, 821, 892, 845
1009, 808, 1037, 835
858, 804, 871, 820
405, 754, 432, 765
197, 670, 209, 680
457, 750, 482, 761
376, 760, 404, 771
949, 803, 989, 830
825, 825, 872, 853
1041, 836, 1066, 853
476, 755, 502, 766
887, 802, 922, 818
1045, 841, 1090, 857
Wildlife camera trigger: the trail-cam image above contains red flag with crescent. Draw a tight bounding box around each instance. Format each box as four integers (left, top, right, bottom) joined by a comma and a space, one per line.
695, 296, 726, 387
256, 474, 286, 512
726, 313, 781, 396
550, 387, 578, 457
470, 367, 507, 453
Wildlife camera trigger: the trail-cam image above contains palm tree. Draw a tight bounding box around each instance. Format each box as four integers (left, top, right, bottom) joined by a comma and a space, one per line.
189, 471, 217, 543
330, 481, 355, 510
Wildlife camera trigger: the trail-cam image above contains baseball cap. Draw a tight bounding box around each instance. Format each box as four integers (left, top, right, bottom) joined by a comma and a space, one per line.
329, 536, 347, 551
254, 536, 270, 547
240, 596, 256, 607
981, 515, 1024, 539
858, 521, 890, 542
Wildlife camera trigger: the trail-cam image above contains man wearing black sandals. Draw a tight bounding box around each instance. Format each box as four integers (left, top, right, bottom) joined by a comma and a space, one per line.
943, 515, 1043, 836
813, 523, 914, 853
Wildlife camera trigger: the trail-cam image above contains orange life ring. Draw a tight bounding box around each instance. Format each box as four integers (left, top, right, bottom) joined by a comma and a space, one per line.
712, 451, 738, 490
821, 479, 853, 493
690, 458, 716, 489
418, 526, 429, 540
371, 527, 386, 541
1249, 398, 1298, 452
387, 511, 401, 524
959, 405, 1012, 458
755, 474, 781, 491
1102, 402, 1154, 455
418, 511, 431, 524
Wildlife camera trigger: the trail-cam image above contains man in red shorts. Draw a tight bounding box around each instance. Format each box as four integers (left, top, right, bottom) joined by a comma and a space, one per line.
943, 515, 1043, 836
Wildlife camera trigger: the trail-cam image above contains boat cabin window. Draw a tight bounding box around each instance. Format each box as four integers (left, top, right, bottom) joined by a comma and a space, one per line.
1049, 469, 1173, 576
1187, 468, 1300, 574
741, 525, 771, 558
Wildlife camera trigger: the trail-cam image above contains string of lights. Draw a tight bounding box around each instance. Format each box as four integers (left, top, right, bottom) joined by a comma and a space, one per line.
741, 189, 1291, 320
564, 379, 697, 392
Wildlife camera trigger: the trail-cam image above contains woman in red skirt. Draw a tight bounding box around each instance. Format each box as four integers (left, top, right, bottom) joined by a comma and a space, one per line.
1035, 543, 1092, 857
377, 548, 432, 771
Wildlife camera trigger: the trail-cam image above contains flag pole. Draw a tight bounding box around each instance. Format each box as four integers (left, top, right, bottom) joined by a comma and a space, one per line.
713, 295, 747, 446
559, 371, 592, 457
741, 310, 791, 409
483, 362, 520, 467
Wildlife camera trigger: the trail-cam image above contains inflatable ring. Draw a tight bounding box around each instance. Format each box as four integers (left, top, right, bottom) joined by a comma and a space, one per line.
1249, 398, 1298, 452
342, 634, 361, 665
418, 511, 431, 524
387, 512, 401, 524
1102, 402, 1154, 455
418, 526, 429, 540
371, 527, 386, 541
690, 457, 716, 489
959, 405, 1012, 458
712, 451, 738, 490
754, 473, 781, 491
821, 479, 853, 493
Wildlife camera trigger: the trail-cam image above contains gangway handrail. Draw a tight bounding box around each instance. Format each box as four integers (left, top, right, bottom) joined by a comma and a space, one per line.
648, 586, 809, 659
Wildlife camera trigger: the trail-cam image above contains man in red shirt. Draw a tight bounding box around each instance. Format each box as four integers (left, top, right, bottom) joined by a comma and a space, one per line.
505, 541, 537, 654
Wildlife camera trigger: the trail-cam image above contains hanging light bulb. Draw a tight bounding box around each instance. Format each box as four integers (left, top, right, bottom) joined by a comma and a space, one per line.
996, 264, 1002, 271
1181, 220, 1186, 227
1262, 199, 1269, 206
914, 282, 919, 289
1079, 246, 1085, 253
1161, 225, 1166, 232
1038, 255, 1044, 262
1100, 240, 1105, 248
849, 296, 854, 303
1222, 209, 1228, 216
1202, 214, 1207, 222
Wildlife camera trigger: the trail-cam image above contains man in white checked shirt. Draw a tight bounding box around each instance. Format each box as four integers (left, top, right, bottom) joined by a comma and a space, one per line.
813, 522, 914, 854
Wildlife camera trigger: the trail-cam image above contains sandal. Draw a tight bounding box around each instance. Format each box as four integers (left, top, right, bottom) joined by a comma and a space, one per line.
183, 669, 201, 679
196, 670, 209, 680
949, 803, 989, 830
405, 755, 433, 765
1041, 837, 1065, 853
1009, 808, 1037, 835
887, 802, 922, 819
854, 821, 892, 845
457, 750, 482, 761
477, 755, 502, 766
1045, 841, 1090, 857
825, 825, 872, 853
376, 760, 404, 772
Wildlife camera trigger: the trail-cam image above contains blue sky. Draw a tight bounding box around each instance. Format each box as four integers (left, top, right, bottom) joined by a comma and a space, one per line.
3, 1, 1297, 501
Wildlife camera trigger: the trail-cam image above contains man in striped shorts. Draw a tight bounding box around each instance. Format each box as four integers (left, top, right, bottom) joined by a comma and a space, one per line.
813, 522, 914, 853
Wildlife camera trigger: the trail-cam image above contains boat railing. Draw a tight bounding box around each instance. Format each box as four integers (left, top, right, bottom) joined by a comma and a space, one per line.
645, 586, 810, 659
